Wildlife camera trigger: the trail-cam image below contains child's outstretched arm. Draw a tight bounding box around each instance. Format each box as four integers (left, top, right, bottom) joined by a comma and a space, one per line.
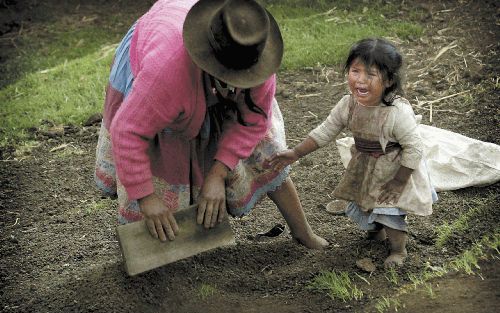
268, 136, 319, 172
268, 95, 350, 172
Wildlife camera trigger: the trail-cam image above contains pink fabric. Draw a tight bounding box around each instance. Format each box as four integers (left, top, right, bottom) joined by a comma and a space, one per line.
109, 0, 276, 200
102, 84, 123, 129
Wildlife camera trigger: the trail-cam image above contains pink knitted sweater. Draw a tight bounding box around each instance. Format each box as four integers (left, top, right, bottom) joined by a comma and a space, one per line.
109, 0, 276, 200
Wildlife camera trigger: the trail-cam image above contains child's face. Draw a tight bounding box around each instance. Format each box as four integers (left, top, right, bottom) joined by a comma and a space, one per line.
347, 58, 390, 106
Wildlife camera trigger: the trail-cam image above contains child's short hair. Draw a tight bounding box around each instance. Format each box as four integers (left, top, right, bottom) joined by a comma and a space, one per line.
344, 38, 403, 105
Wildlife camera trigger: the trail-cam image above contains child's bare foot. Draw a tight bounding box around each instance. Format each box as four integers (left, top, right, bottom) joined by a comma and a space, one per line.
384, 249, 407, 268
293, 233, 329, 250
384, 226, 408, 268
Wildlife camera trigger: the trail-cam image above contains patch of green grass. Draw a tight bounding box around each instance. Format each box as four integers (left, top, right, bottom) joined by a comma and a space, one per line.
307, 270, 363, 302
85, 197, 115, 215
1, 0, 142, 88
2, 26, 123, 89
265, 0, 424, 69
407, 273, 420, 291
375, 296, 404, 313
435, 197, 492, 248
372, 231, 500, 312
424, 283, 436, 299
1, 0, 424, 146
450, 247, 482, 275
0, 46, 114, 146
198, 283, 217, 300
11, 140, 41, 159
449, 231, 500, 274
384, 267, 400, 286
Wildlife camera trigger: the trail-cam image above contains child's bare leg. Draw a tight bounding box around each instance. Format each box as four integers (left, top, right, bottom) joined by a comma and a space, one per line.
384, 226, 408, 268
267, 177, 328, 250
367, 222, 386, 241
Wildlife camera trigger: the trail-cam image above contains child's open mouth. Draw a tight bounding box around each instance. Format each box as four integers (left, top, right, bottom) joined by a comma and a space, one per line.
357, 88, 369, 96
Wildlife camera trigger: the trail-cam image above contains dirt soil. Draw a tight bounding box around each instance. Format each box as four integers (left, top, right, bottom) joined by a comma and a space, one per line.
1, 1, 499, 312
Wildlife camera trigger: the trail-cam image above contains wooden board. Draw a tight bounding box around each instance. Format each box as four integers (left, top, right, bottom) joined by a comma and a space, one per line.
116, 207, 235, 276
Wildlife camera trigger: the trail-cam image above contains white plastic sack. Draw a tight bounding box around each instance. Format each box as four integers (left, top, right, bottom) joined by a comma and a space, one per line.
335, 124, 500, 192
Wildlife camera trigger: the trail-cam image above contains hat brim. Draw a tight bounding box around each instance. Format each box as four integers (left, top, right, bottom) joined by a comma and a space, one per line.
183, 0, 283, 89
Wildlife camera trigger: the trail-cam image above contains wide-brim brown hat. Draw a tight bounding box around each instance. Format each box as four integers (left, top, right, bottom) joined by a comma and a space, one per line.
183, 0, 283, 89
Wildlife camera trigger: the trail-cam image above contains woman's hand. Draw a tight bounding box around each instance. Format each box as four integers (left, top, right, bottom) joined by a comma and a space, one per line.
197, 161, 228, 229
139, 193, 179, 241
267, 149, 299, 172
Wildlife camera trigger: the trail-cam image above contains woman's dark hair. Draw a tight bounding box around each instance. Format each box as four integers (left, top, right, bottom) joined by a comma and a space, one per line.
208, 75, 267, 136
344, 38, 403, 105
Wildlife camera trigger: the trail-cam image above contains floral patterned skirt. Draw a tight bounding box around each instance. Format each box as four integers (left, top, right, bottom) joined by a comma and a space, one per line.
95, 100, 290, 224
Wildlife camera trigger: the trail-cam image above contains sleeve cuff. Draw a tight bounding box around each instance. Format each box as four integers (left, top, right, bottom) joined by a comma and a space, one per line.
214, 149, 240, 171
400, 156, 421, 170
308, 130, 328, 147
124, 181, 155, 201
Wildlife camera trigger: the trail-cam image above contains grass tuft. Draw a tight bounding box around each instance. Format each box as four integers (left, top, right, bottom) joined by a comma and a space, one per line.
449, 232, 500, 274
198, 283, 217, 300
435, 198, 493, 248
384, 267, 400, 286
12, 140, 41, 159
373, 231, 499, 313
85, 198, 115, 215
375, 296, 404, 313
307, 270, 363, 302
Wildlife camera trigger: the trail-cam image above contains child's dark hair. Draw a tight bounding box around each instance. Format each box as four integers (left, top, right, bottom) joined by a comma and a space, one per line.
344, 38, 403, 105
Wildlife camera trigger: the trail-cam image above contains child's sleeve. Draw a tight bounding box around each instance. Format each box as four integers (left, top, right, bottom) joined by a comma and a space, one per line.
391, 102, 423, 169
308, 95, 350, 147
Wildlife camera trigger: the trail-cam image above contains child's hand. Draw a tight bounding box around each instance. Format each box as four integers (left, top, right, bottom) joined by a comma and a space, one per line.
378, 166, 413, 204
267, 149, 300, 172
378, 179, 406, 204
139, 193, 179, 242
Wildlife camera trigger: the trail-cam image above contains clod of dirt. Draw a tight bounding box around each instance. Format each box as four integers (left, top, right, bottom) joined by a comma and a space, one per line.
38, 125, 64, 138
84, 113, 103, 126
356, 258, 376, 273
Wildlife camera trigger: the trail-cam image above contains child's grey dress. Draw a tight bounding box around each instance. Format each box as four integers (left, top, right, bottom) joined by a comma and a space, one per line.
309, 95, 436, 231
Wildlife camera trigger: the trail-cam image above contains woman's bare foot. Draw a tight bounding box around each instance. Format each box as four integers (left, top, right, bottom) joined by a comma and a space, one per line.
293, 233, 329, 250
267, 177, 329, 250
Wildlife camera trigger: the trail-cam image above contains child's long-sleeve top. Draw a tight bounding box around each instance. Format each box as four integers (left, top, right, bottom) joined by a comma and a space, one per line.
308, 95, 433, 215
309, 95, 423, 170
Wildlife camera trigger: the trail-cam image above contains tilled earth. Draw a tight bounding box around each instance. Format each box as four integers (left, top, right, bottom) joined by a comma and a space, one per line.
1, 1, 499, 312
